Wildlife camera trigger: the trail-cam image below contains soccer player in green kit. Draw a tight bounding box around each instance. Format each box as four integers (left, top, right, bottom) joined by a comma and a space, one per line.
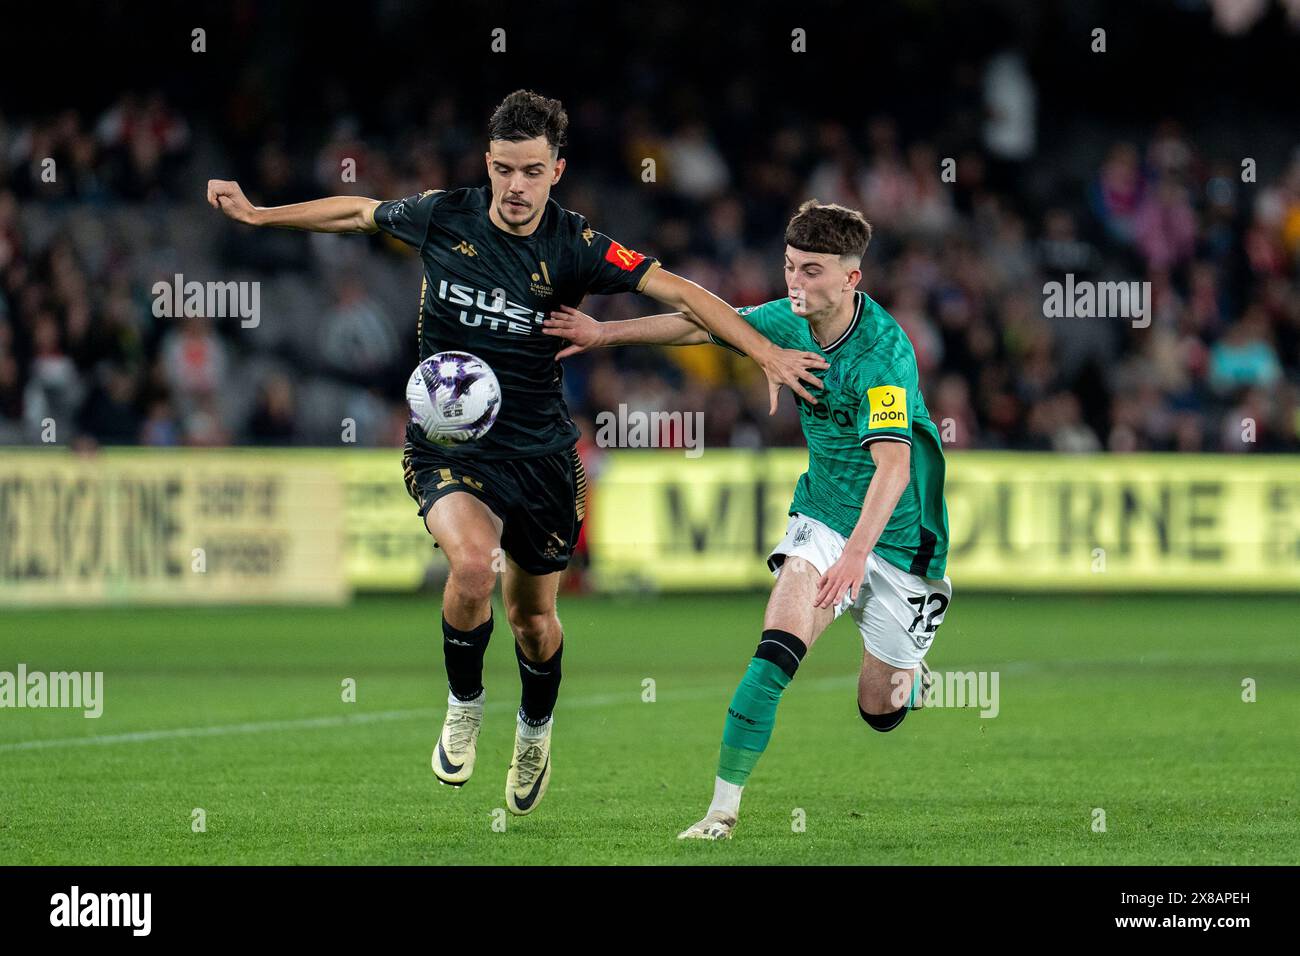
543, 200, 951, 840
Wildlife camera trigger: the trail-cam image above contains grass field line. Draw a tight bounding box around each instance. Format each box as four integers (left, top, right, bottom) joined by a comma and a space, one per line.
0, 674, 863, 754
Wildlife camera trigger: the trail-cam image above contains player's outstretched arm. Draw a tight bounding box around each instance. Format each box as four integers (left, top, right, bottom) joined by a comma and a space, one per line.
814, 440, 912, 608
206, 180, 380, 234
542, 305, 707, 359
640, 268, 827, 413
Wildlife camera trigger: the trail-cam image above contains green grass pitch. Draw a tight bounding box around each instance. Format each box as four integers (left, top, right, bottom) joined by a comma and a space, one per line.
1, 594, 1296, 865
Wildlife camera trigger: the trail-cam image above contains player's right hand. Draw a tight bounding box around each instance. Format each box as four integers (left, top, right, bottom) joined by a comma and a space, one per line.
759, 345, 827, 414
206, 179, 258, 224
543, 305, 605, 359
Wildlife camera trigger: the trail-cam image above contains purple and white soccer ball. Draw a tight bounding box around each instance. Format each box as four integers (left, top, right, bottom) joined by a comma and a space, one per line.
405, 351, 502, 445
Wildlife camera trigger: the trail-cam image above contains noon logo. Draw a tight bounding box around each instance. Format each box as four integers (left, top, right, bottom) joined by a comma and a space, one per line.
867, 385, 908, 430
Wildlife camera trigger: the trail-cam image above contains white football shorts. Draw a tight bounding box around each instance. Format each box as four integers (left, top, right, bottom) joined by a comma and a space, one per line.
767, 512, 952, 669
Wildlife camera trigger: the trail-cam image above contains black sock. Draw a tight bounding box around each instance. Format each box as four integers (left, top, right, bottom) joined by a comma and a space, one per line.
443, 614, 492, 701
516, 639, 563, 726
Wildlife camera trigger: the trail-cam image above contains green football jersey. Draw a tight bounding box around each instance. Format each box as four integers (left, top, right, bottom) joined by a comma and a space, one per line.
710, 291, 950, 579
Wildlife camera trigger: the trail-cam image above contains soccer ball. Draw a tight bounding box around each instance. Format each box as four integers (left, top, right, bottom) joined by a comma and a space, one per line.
405, 351, 502, 445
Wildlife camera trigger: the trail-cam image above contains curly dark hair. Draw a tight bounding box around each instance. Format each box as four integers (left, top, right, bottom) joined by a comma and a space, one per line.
785, 199, 873, 260
487, 90, 569, 152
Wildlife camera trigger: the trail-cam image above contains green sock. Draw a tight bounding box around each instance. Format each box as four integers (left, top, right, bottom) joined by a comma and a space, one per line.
717, 657, 793, 786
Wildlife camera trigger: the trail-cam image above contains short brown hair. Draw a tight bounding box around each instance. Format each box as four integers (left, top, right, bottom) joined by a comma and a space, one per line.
785, 200, 872, 260
488, 90, 568, 152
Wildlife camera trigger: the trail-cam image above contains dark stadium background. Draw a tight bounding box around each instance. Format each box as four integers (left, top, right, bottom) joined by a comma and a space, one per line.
3, 0, 1298, 455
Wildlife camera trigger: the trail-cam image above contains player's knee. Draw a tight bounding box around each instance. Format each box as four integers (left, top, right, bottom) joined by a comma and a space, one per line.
447, 558, 497, 604
507, 607, 555, 646
860, 703, 908, 732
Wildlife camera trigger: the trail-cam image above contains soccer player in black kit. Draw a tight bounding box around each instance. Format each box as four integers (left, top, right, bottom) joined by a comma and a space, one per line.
207, 90, 826, 815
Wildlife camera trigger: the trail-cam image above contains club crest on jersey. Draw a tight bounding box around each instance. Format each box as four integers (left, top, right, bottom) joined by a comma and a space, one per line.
604, 240, 645, 272
867, 385, 908, 430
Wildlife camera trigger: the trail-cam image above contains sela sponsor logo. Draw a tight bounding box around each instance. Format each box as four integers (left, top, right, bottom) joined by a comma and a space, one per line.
0, 664, 103, 718
796, 394, 854, 429
50, 886, 151, 936
435, 281, 547, 336
1042, 273, 1152, 328
867, 386, 908, 430
594, 403, 704, 458
151, 273, 260, 328
604, 240, 646, 272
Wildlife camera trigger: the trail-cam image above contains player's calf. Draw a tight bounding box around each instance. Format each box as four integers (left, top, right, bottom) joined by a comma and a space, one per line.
858, 658, 931, 732
677, 628, 808, 840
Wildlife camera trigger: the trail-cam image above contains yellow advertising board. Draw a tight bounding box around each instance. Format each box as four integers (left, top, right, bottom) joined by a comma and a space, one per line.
588, 451, 1300, 591
0, 450, 348, 605
4, 448, 1296, 601
337, 451, 436, 591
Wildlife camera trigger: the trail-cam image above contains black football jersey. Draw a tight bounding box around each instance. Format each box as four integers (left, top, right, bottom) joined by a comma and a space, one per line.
373, 185, 660, 458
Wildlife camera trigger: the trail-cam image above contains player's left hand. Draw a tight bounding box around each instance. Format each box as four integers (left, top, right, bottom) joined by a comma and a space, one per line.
814, 549, 867, 609
543, 305, 605, 359
759, 345, 828, 415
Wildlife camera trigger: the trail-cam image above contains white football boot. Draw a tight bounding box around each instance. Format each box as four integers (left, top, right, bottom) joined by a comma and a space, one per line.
432, 692, 484, 786
505, 717, 552, 815
677, 810, 737, 841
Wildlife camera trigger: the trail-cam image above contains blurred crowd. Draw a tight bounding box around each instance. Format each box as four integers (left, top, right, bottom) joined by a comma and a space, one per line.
2, 72, 1299, 454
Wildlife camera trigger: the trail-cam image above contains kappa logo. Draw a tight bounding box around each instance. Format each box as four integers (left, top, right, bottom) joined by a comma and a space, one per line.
867, 385, 908, 430
453, 241, 478, 257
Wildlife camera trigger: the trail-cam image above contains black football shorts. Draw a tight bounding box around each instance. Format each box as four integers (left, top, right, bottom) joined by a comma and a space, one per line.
401, 433, 587, 576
